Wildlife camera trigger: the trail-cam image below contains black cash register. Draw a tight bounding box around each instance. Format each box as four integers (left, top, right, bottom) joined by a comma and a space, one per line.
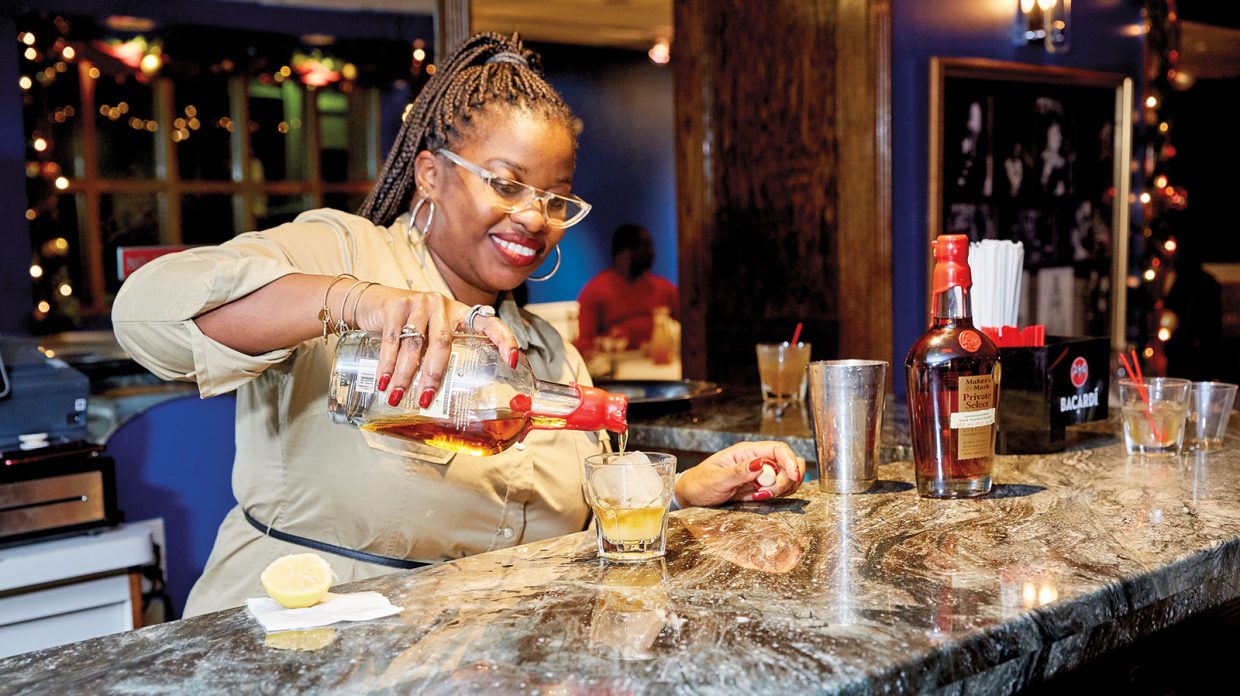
0, 336, 120, 546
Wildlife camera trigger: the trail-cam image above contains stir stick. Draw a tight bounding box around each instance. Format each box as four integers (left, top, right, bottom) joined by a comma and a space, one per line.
1119, 351, 1162, 442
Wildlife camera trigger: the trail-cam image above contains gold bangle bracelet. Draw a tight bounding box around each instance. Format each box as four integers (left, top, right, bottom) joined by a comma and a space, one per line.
337, 280, 371, 335
348, 282, 379, 329
320, 273, 358, 343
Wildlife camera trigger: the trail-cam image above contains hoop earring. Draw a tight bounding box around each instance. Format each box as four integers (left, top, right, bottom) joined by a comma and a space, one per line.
526, 244, 561, 282
408, 196, 435, 244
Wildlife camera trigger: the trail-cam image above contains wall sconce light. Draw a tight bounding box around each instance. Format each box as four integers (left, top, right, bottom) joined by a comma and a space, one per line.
1016, 0, 1071, 53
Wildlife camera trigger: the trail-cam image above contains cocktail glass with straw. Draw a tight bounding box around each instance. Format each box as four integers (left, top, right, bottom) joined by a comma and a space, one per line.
1117, 352, 1191, 456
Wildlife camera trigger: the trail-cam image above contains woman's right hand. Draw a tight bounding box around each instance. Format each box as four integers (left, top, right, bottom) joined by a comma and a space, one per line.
351, 285, 519, 408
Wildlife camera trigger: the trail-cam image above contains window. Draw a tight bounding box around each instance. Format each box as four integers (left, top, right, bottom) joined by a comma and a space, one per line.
20, 15, 421, 323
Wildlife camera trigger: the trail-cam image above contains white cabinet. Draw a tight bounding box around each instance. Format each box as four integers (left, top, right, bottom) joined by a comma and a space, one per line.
0, 524, 155, 658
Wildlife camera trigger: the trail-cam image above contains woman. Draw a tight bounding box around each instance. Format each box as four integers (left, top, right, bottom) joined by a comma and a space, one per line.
576, 223, 679, 352
114, 33, 802, 617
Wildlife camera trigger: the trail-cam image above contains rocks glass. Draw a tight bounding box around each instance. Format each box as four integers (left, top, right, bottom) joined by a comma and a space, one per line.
1187, 381, 1238, 451
1118, 377, 1191, 456
583, 452, 676, 562
756, 342, 811, 403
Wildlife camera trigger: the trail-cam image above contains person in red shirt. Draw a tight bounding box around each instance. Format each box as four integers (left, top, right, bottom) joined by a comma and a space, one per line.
576, 223, 679, 352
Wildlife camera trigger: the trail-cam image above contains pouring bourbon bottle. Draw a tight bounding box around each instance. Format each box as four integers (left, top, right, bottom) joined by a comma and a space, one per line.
329, 331, 627, 456
905, 234, 1000, 498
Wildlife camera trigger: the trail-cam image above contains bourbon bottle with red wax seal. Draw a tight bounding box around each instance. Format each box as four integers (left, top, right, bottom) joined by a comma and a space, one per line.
328, 331, 627, 456
905, 234, 1000, 498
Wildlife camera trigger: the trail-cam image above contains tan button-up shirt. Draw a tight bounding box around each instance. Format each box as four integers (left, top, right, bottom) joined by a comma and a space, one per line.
113, 209, 602, 616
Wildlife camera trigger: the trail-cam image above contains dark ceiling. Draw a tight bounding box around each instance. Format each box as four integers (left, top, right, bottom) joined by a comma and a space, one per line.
1177, 1, 1240, 29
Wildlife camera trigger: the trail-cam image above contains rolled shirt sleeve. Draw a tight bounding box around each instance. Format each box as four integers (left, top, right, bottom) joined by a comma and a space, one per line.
113, 213, 359, 398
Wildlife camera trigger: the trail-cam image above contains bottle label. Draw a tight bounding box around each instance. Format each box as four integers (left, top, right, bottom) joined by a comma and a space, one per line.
953, 374, 995, 459
356, 359, 379, 394
412, 351, 456, 420
950, 408, 996, 429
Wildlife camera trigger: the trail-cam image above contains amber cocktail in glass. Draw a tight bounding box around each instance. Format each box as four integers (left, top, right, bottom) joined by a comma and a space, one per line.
584, 452, 676, 562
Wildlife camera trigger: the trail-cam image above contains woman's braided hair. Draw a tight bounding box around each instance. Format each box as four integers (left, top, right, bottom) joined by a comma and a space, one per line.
358, 32, 580, 226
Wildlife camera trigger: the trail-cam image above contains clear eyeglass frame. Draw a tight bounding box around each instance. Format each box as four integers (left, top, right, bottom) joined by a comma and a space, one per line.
437, 148, 592, 229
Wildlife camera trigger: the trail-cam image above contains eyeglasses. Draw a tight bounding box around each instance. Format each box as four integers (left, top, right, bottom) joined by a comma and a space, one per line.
437, 149, 591, 229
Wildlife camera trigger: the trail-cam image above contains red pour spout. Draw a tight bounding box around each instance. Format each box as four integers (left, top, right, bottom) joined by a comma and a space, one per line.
566, 386, 628, 433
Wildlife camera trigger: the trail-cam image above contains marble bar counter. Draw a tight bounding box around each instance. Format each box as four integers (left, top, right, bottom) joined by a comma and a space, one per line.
623, 388, 913, 466
623, 388, 1118, 468
5, 418, 1240, 694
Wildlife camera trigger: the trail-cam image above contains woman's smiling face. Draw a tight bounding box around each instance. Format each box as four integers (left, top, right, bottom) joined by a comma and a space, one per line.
415, 111, 577, 306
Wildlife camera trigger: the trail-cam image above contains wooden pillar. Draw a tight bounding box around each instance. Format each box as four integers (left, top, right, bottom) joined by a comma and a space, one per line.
436, 0, 471, 59
673, 0, 892, 385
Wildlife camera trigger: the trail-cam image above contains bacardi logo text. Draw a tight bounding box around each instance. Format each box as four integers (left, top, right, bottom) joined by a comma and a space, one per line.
1060, 387, 1100, 413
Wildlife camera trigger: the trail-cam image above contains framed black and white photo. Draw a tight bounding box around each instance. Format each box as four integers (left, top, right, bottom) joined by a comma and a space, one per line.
929, 57, 1132, 346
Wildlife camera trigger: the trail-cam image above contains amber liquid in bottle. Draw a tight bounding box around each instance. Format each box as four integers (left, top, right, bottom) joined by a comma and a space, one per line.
905, 285, 1000, 498
360, 408, 567, 457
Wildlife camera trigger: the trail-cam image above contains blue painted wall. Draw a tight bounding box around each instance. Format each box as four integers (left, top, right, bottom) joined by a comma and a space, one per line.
523, 43, 678, 304
890, 0, 1144, 389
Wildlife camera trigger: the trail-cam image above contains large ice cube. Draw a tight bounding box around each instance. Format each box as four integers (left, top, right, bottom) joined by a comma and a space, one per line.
590, 451, 664, 507
610, 451, 652, 467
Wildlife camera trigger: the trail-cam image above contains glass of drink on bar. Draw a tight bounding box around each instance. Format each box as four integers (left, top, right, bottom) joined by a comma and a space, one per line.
1119, 377, 1191, 456
584, 452, 676, 562
1187, 381, 1238, 451
756, 342, 812, 403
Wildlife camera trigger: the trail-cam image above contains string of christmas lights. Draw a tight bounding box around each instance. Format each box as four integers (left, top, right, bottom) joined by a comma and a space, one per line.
19, 17, 79, 332
17, 12, 429, 331
1132, 0, 1187, 375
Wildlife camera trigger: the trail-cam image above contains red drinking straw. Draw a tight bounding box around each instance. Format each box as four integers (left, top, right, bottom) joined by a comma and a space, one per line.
1119, 350, 1162, 442
790, 322, 803, 346
1129, 349, 1163, 440
1129, 349, 1145, 386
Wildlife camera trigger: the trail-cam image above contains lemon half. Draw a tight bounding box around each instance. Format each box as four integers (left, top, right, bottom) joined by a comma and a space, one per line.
260, 553, 333, 608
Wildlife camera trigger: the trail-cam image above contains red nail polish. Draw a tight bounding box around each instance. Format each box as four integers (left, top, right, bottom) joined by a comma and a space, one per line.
419, 388, 435, 409
509, 349, 519, 369
377, 374, 391, 392
748, 460, 764, 472
753, 490, 773, 501
388, 388, 404, 407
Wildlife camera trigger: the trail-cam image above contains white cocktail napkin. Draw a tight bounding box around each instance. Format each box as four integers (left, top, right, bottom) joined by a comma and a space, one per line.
246, 591, 402, 632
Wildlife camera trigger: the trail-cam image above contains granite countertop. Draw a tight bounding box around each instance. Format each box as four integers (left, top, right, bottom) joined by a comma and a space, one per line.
624, 388, 1119, 466
625, 388, 912, 464
4, 417, 1239, 694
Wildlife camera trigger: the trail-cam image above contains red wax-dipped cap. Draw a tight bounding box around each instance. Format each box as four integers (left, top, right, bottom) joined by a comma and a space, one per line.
931, 233, 972, 295
564, 385, 628, 433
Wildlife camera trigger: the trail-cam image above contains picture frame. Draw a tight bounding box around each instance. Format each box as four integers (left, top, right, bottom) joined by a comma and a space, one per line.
929, 57, 1133, 348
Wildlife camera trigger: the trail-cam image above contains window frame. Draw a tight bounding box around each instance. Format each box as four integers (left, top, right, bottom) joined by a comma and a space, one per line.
61, 61, 380, 315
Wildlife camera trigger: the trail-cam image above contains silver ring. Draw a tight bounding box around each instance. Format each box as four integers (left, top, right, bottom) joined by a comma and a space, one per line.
465, 304, 496, 334
398, 325, 422, 340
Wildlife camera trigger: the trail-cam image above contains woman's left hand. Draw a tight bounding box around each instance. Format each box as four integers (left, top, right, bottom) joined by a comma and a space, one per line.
673, 441, 804, 508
